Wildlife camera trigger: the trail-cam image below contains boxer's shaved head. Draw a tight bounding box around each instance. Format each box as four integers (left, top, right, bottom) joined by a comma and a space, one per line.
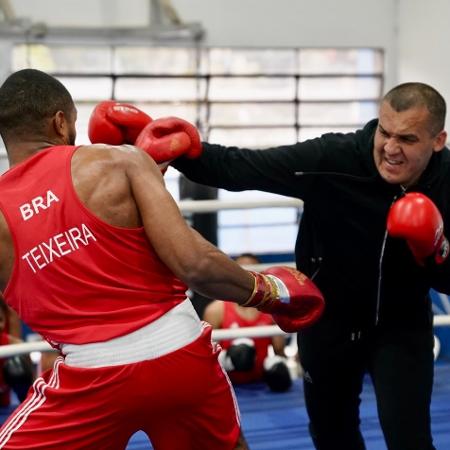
0, 69, 76, 145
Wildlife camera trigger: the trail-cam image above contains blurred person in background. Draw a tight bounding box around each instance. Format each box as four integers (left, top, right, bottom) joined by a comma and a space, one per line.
0, 297, 33, 406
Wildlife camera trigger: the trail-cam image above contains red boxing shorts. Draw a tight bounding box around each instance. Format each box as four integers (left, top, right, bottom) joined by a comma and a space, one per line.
0, 301, 241, 449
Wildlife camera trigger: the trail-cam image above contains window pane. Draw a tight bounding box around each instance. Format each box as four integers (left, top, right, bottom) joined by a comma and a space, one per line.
299, 76, 382, 100
205, 48, 297, 75
115, 78, 206, 101
209, 128, 297, 147
209, 77, 296, 101
219, 206, 298, 226
58, 77, 113, 101
164, 168, 181, 201
75, 102, 99, 145
13, 44, 112, 73
114, 47, 199, 74
299, 127, 355, 142
134, 103, 199, 123
210, 103, 295, 126
219, 224, 298, 254
299, 101, 378, 125
299, 48, 384, 74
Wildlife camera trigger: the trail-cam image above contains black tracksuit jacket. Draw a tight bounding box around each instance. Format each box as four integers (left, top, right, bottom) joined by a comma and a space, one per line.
173, 119, 450, 334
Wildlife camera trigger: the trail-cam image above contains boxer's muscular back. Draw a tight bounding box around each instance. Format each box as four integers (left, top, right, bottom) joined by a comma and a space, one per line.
70, 144, 142, 229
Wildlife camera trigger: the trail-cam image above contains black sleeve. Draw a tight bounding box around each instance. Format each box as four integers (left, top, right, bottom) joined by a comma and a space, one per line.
172, 139, 326, 199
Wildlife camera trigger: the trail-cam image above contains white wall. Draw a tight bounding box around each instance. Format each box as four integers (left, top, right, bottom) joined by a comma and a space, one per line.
11, 0, 150, 27
397, 0, 450, 132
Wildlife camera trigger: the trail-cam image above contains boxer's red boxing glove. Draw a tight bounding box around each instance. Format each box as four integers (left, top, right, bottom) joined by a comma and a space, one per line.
387, 192, 449, 265
88, 100, 152, 145
242, 266, 325, 333
135, 117, 202, 164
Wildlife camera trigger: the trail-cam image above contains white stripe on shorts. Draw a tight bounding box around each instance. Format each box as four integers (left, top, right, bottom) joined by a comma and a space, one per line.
0, 357, 63, 448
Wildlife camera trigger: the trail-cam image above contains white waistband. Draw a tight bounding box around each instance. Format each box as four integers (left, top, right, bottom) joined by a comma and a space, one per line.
60, 299, 203, 368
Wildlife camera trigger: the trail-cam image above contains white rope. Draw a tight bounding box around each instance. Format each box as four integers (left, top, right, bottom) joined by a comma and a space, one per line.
0, 325, 287, 358
433, 315, 450, 326
0, 341, 53, 358
177, 198, 303, 213
1, 317, 450, 359
213, 324, 286, 340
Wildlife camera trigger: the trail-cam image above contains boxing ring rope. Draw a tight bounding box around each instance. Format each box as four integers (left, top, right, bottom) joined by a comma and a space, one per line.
0, 196, 449, 359
178, 198, 303, 213
1, 317, 450, 359
0, 326, 286, 358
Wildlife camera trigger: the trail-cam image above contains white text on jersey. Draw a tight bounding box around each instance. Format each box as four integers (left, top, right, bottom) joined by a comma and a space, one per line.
21, 223, 97, 273
19, 190, 59, 221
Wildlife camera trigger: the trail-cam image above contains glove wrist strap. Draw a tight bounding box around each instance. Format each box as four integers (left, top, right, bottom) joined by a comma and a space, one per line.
242, 272, 278, 311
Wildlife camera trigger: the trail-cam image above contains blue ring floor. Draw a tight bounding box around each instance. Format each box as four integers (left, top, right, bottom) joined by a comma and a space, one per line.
1, 361, 449, 449
126, 360, 450, 449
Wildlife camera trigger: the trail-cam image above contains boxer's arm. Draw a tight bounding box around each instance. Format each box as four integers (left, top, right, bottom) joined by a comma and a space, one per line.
129, 149, 325, 332
124, 146, 255, 302
74, 145, 324, 332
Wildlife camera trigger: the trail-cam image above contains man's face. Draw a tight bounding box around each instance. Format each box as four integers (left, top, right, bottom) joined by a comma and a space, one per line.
373, 101, 446, 187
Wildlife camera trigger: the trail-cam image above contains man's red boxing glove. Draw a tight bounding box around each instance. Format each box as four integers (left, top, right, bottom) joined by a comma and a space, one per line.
88, 101, 152, 145
242, 266, 325, 333
135, 117, 202, 165
387, 192, 449, 265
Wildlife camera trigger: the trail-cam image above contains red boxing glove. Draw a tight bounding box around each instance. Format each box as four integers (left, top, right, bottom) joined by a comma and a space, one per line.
88, 101, 152, 145
387, 192, 449, 265
135, 117, 202, 165
242, 266, 325, 333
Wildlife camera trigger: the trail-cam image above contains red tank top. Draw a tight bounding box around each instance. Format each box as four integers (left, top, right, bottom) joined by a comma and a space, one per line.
0, 146, 187, 345
221, 303, 273, 384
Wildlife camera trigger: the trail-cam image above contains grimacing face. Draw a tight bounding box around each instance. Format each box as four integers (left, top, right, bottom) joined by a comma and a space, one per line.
373, 101, 447, 187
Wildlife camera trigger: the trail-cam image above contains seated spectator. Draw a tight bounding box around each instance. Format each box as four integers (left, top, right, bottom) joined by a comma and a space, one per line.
204, 254, 293, 392
0, 297, 33, 405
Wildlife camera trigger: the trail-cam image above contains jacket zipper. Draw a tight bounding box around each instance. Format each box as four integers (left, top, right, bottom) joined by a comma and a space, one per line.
375, 230, 388, 325
375, 190, 405, 325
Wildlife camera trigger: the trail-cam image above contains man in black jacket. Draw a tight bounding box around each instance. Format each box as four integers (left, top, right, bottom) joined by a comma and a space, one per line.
162, 82, 449, 450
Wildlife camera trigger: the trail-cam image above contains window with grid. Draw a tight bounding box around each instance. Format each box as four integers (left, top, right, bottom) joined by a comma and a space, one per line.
9, 44, 384, 255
